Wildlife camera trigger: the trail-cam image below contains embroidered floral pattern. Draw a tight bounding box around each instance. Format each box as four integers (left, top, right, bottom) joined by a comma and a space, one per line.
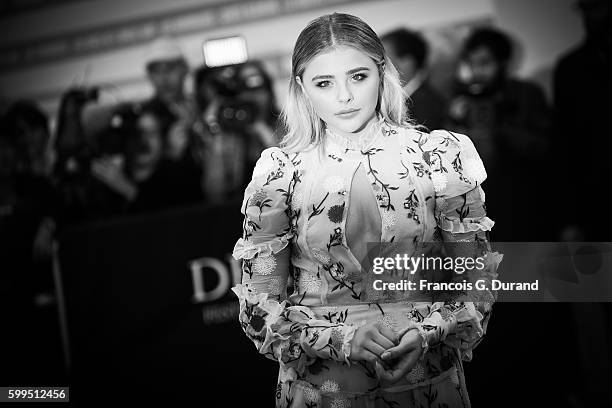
431, 172, 448, 193
412, 162, 432, 178
312, 248, 332, 264
438, 307, 454, 322
320, 379, 340, 393
381, 210, 398, 230
231, 125, 502, 407
377, 313, 397, 330
309, 190, 330, 221
328, 263, 347, 280
363, 146, 398, 211
330, 327, 344, 351
327, 203, 345, 223
249, 188, 272, 221
299, 271, 322, 294
403, 189, 421, 224
321, 308, 349, 324
327, 227, 343, 250
407, 308, 425, 322
406, 362, 425, 383
303, 386, 321, 405
252, 254, 277, 276
330, 398, 351, 408
328, 153, 344, 162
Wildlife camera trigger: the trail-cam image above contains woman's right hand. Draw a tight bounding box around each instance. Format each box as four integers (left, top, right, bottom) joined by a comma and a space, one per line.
349, 322, 398, 364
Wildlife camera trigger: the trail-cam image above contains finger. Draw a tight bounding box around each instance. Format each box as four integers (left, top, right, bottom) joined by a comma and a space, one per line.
359, 349, 380, 364
371, 331, 395, 350
363, 341, 386, 358
381, 341, 413, 361
375, 361, 395, 382
388, 351, 421, 381
380, 361, 409, 383
377, 324, 399, 345
376, 358, 409, 383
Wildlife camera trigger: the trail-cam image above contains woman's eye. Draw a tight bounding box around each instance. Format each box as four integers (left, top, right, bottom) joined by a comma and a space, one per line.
315, 80, 331, 88
352, 73, 368, 81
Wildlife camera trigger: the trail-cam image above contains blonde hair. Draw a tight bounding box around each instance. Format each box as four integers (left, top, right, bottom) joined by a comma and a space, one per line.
280, 13, 414, 154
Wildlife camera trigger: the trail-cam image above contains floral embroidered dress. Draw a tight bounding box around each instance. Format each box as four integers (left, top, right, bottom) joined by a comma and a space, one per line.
232, 119, 503, 408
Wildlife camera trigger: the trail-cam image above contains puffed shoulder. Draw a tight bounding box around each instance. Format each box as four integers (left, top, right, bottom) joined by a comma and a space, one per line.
250, 146, 295, 181
232, 146, 296, 261
420, 129, 487, 199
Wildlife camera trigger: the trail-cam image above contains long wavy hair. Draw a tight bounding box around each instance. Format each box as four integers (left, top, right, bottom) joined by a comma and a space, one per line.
280, 13, 413, 154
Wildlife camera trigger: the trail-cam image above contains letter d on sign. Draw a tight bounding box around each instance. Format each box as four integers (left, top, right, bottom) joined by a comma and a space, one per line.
190, 257, 231, 303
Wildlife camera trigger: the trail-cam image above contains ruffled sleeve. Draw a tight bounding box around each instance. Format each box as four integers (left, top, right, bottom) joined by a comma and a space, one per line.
411, 130, 503, 362
231, 147, 356, 375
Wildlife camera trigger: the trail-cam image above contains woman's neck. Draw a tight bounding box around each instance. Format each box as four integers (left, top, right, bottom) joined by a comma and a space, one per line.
325, 113, 383, 150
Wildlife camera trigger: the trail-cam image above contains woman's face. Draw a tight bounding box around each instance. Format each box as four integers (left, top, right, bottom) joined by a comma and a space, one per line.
300, 46, 380, 136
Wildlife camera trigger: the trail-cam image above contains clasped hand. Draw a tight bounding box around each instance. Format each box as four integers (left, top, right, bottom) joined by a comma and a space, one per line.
349, 322, 424, 383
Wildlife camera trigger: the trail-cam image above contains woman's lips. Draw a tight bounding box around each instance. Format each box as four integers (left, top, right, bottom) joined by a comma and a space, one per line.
335, 108, 360, 118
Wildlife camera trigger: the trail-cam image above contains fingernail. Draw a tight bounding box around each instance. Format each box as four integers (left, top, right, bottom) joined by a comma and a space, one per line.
381, 352, 389, 359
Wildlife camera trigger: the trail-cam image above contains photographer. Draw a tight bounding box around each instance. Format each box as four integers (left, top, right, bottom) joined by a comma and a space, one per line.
91, 102, 203, 213
54, 89, 137, 223
194, 60, 280, 204
142, 35, 194, 136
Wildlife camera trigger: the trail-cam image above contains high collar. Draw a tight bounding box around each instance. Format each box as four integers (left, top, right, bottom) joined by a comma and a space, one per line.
324, 116, 388, 153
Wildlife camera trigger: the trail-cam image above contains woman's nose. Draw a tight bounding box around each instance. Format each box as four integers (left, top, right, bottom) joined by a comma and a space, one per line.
336, 82, 353, 103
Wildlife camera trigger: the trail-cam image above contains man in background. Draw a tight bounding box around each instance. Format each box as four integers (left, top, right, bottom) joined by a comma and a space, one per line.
381, 28, 448, 130
553, 0, 612, 242
553, 3, 612, 404
143, 36, 192, 120
142, 36, 196, 162
448, 27, 551, 241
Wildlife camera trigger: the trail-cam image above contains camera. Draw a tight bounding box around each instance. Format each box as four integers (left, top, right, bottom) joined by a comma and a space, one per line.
56, 86, 140, 177
195, 62, 271, 132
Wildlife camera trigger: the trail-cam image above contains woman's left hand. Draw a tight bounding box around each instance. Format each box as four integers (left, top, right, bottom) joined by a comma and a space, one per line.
375, 328, 424, 383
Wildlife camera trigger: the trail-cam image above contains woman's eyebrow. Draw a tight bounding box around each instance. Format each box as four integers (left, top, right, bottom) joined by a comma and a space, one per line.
346, 66, 370, 74
311, 67, 370, 82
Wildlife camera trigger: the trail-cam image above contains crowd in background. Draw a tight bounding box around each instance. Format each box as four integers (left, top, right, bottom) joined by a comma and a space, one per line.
1, 0, 611, 387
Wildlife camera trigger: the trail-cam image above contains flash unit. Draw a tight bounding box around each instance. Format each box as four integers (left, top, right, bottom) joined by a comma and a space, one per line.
202, 36, 248, 67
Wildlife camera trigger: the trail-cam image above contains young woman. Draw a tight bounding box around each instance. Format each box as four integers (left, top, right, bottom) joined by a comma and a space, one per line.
231, 13, 503, 408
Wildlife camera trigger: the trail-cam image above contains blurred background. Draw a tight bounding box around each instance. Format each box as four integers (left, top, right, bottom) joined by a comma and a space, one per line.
1, 0, 611, 406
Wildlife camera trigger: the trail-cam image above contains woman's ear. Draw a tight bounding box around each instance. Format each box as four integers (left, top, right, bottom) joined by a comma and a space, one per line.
378, 59, 386, 82
296, 76, 307, 95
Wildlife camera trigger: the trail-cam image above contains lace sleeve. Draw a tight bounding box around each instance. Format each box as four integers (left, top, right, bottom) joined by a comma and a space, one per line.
409, 130, 503, 361
232, 147, 357, 375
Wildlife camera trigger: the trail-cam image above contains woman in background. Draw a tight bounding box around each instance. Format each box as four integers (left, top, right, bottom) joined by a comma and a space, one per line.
232, 13, 502, 407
